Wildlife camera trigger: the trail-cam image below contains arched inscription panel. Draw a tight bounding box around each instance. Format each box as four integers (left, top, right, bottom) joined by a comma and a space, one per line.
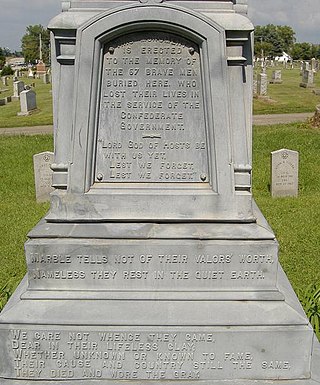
95, 31, 209, 184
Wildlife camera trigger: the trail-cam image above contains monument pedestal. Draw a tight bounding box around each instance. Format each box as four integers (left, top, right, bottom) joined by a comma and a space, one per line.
1, 0, 319, 383
1, 207, 320, 383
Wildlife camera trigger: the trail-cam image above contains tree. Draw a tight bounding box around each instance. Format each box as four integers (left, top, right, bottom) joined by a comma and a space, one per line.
21, 25, 50, 65
290, 43, 313, 60
254, 24, 296, 58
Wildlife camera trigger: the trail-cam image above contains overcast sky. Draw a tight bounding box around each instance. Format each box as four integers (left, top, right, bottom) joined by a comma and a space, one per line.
0, 0, 319, 51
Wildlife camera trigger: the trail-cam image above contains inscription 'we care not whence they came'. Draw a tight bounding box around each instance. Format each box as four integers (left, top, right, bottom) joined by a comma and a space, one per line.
95, 32, 209, 183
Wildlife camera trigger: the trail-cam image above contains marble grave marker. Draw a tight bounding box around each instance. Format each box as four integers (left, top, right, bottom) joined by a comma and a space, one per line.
0, 1, 319, 385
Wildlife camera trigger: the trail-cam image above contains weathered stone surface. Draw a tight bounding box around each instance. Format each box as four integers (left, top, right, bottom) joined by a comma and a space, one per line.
18, 89, 37, 116
33, 151, 54, 202
271, 149, 299, 197
0, 1, 319, 384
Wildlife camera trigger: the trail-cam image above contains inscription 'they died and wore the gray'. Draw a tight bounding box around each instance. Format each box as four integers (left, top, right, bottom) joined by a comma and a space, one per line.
95, 32, 208, 183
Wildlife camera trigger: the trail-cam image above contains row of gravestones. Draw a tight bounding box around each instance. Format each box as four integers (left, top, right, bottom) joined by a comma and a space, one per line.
0, 79, 38, 115
34, 148, 299, 202
254, 67, 318, 97
254, 58, 320, 72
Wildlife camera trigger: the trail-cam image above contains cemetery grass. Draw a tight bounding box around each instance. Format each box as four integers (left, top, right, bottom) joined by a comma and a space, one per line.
0, 135, 52, 302
253, 67, 320, 115
0, 76, 53, 127
0, 123, 320, 306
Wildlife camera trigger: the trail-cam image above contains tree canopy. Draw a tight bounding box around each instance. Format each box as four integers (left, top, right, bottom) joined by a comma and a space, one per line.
254, 24, 296, 58
21, 25, 50, 65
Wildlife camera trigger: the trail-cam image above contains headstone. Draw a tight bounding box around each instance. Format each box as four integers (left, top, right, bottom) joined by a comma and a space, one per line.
0, 1, 319, 385
18, 89, 37, 115
257, 72, 268, 95
271, 149, 299, 197
42, 73, 50, 84
300, 69, 315, 88
311, 58, 317, 72
269, 69, 282, 84
33, 152, 55, 202
0, 98, 6, 106
12, 80, 24, 99
253, 78, 257, 96
1, 76, 8, 86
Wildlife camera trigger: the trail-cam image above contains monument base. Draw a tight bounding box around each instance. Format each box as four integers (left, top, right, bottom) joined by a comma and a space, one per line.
0, 207, 319, 383
300, 83, 315, 88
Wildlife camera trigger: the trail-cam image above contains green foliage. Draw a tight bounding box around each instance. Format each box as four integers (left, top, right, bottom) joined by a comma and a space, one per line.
254, 24, 296, 58
298, 284, 320, 340
0, 65, 14, 76
0, 135, 52, 311
21, 25, 50, 65
0, 278, 19, 311
290, 43, 320, 60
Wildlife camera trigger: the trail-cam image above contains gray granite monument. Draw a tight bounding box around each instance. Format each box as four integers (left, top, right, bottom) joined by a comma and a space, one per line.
0, 0, 319, 384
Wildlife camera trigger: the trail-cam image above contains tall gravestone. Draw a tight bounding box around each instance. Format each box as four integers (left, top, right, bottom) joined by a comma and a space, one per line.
33, 151, 55, 202
0, 1, 319, 384
257, 72, 268, 96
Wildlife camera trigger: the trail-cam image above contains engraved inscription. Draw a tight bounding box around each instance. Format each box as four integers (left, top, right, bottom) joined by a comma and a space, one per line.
4, 327, 309, 380
26, 241, 278, 291
95, 32, 208, 183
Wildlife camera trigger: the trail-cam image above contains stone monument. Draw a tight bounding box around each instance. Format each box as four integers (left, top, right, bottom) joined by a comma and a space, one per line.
0, 0, 319, 384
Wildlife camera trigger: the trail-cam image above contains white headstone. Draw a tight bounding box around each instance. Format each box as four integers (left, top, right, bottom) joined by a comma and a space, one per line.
271, 149, 299, 197
257, 72, 268, 96
33, 152, 55, 202
270, 70, 282, 84
13, 80, 24, 98
300, 69, 315, 88
18, 89, 37, 115
1, 76, 8, 86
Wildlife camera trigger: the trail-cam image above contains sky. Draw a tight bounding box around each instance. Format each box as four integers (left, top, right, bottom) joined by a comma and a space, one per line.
0, 0, 319, 52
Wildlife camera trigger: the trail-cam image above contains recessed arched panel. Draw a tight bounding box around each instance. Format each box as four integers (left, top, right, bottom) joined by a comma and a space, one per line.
58, 4, 253, 221
95, 30, 210, 186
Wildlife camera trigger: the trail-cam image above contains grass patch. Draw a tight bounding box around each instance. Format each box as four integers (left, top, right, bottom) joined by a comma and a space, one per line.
0, 135, 53, 292
0, 76, 53, 127
253, 122, 320, 291
253, 67, 320, 115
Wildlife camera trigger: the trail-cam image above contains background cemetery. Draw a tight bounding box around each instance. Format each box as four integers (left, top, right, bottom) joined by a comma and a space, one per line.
1, 22, 320, 338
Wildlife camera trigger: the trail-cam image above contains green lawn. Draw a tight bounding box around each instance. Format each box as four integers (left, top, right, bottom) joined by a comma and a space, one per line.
253, 67, 320, 115
0, 75, 53, 127
0, 123, 320, 298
